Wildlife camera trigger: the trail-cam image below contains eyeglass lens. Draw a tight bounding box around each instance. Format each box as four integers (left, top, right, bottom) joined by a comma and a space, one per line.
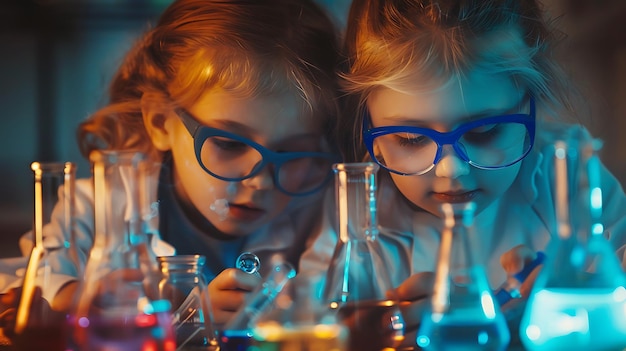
199, 135, 333, 194
372, 121, 532, 175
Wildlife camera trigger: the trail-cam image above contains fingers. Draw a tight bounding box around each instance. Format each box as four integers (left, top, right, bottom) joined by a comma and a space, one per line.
500, 245, 536, 275
391, 272, 435, 301
1, 288, 21, 307
519, 264, 541, 297
211, 268, 260, 291
387, 272, 435, 333
208, 268, 262, 326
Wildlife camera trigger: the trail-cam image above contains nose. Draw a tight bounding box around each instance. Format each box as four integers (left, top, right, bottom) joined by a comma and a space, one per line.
241, 161, 275, 190
434, 145, 470, 179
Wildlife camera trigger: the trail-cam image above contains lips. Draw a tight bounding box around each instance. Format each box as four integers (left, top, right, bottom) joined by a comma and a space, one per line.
431, 190, 478, 203
227, 203, 266, 222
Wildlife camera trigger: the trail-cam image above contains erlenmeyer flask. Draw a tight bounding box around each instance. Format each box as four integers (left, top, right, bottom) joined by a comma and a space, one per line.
69, 150, 175, 351
519, 139, 626, 350
157, 255, 219, 351
13, 161, 80, 351
416, 202, 510, 351
322, 162, 404, 351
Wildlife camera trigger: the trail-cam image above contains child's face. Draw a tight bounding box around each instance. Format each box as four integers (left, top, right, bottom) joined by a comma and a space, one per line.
366, 70, 529, 217
162, 89, 330, 236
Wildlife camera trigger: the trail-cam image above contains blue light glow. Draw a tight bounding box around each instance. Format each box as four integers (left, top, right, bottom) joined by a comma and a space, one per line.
477, 330, 489, 345
416, 335, 431, 347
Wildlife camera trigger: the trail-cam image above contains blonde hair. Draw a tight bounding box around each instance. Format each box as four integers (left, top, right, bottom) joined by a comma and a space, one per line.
78, 0, 340, 161
340, 0, 578, 161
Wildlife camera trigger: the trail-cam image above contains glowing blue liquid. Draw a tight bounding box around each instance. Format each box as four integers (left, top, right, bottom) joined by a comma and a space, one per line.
521, 287, 626, 350
417, 309, 510, 351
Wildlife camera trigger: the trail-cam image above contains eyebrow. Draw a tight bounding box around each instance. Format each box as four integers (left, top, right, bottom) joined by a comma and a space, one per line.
177, 107, 323, 145
377, 95, 530, 127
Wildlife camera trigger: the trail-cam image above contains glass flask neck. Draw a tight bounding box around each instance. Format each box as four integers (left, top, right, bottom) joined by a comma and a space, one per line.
432, 202, 480, 312
31, 162, 76, 250
90, 150, 153, 250
333, 162, 379, 242
554, 139, 603, 243
158, 255, 205, 276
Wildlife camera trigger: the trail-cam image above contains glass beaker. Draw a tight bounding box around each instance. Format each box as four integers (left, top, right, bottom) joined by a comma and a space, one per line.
220, 258, 296, 351
158, 255, 219, 351
323, 162, 404, 351
416, 202, 510, 351
69, 150, 175, 351
250, 275, 348, 351
519, 139, 626, 350
12, 161, 80, 351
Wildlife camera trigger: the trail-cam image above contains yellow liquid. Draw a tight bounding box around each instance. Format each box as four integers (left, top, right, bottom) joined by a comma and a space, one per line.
252, 323, 347, 351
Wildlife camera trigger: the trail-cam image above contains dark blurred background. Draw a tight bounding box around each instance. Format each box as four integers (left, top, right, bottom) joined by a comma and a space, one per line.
1, 0, 625, 258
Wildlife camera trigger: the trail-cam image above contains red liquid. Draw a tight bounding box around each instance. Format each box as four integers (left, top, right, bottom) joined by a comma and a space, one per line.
335, 300, 404, 351
13, 324, 68, 351
71, 313, 176, 351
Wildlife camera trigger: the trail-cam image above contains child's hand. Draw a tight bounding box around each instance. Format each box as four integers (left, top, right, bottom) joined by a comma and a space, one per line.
499, 245, 543, 302
208, 268, 262, 327
0, 286, 63, 341
498, 245, 544, 346
0, 288, 19, 340
388, 271, 435, 333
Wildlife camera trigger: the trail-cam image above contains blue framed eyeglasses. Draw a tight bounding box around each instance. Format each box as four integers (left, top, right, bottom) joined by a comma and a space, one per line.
176, 108, 338, 196
363, 96, 536, 176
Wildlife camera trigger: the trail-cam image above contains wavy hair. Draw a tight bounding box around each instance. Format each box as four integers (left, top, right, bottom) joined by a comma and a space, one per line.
340, 0, 578, 161
77, 0, 341, 161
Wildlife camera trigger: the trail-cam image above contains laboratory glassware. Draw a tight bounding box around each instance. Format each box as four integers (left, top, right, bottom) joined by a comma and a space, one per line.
13, 161, 80, 351
219, 258, 296, 351
236, 252, 261, 277
69, 150, 175, 351
519, 139, 626, 350
323, 162, 405, 351
158, 255, 219, 351
251, 275, 348, 351
416, 202, 510, 351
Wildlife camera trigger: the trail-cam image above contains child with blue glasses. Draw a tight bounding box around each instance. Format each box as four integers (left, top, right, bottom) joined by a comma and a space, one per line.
6, 0, 341, 329
300, 0, 626, 345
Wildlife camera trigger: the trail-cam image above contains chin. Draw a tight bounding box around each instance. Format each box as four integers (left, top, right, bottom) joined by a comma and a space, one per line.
213, 221, 262, 238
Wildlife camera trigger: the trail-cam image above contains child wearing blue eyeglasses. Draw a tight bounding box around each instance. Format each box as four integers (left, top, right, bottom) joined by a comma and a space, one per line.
300, 0, 626, 345
5, 0, 341, 329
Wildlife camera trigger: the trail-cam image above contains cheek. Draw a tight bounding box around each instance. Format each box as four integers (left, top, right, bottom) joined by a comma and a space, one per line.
390, 174, 430, 206
268, 193, 293, 217
475, 164, 520, 196
172, 148, 228, 211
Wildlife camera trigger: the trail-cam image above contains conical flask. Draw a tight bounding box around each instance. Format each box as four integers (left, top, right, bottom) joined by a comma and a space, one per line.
158, 255, 219, 351
416, 202, 510, 351
12, 161, 80, 351
322, 162, 404, 351
519, 139, 626, 350
69, 150, 175, 351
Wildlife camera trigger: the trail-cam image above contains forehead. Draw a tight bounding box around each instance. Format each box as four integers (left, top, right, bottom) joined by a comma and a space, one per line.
367, 69, 521, 124
187, 88, 320, 135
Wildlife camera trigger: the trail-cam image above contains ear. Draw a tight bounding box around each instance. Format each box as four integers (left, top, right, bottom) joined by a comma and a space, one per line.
141, 92, 174, 151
